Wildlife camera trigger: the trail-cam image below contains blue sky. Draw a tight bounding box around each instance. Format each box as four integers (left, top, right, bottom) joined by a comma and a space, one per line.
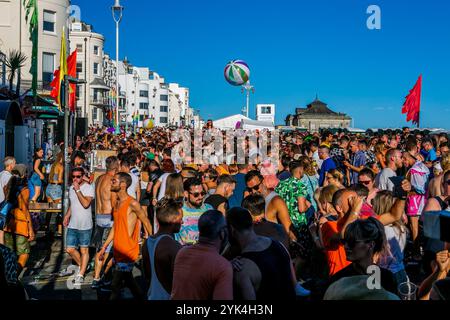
72, 0, 450, 129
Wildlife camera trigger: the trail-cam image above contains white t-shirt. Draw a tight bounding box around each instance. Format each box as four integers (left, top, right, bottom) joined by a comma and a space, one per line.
375, 168, 396, 192
127, 173, 140, 199
0, 170, 12, 203
157, 173, 171, 201
68, 183, 95, 231
313, 151, 323, 170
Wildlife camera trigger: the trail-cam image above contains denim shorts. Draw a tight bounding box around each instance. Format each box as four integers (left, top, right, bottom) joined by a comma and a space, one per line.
66, 228, 92, 248
30, 173, 42, 187
46, 184, 62, 201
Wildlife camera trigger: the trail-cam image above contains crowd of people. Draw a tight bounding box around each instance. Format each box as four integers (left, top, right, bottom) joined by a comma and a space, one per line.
0, 124, 449, 300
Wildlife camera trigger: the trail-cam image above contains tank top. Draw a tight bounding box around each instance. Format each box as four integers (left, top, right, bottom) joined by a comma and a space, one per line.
113, 196, 140, 263
264, 191, 278, 214
146, 234, 172, 300
240, 240, 296, 300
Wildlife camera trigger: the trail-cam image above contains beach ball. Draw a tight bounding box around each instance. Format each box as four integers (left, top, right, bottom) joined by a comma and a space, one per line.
143, 118, 154, 129
224, 60, 250, 86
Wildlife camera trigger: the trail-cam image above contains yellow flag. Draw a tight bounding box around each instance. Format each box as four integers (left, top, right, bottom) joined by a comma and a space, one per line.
57, 26, 68, 110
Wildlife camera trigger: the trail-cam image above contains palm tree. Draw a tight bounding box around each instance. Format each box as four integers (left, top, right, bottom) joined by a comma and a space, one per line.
5, 50, 27, 95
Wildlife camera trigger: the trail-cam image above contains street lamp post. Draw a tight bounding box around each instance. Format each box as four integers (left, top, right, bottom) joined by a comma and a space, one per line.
112, 0, 123, 134
241, 81, 254, 118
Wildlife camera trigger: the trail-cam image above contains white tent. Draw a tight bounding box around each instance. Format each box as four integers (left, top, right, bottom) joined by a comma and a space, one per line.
240, 118, 275, 131
213, 114, 251, 130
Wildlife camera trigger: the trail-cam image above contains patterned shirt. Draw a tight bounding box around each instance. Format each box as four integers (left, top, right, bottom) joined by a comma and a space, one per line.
175, 203, 213, 245
275, 177, 308, 229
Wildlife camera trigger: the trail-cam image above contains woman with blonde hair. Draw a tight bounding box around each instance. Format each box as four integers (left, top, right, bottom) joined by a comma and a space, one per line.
375, 141, 387, 170
164, 173, 185, 201
372, 190, 408, 289
298, 156, 319, 211
324, 169, 345, 189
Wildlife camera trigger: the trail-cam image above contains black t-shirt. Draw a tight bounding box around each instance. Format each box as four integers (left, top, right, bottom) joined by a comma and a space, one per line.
253, 219, 289, 250
328, 263, 398, 295
204, 194, 228, 211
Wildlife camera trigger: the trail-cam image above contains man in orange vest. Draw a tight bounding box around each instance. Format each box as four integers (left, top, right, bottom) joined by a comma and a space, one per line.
99, 172, 152, 300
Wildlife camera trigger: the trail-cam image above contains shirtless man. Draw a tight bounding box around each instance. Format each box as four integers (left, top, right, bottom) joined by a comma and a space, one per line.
99, 172, 152, 300
244, 170, 296, 241
91, 156, 119, 289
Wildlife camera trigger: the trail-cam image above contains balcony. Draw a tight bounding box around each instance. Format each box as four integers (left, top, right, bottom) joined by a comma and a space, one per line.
90, 96, 110, 106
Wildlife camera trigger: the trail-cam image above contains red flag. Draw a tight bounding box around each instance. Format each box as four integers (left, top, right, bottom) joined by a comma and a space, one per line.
50, 69, 60, 103
402, 75, 422, 127
67, 50, 77, 112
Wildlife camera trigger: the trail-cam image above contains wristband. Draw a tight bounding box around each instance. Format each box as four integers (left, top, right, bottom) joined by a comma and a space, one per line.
76, 189, 82, 193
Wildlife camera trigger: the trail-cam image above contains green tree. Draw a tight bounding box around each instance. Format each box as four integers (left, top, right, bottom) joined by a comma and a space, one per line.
5, 50, 27, 95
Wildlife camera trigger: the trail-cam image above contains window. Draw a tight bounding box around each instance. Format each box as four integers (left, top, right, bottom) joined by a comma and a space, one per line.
93, 62, 99, 75
42, 52, 55, 84
92, 108, 98, 121
76, 85, 81, 99
43, 10, 56, 33
94, 46, 99, 55
160, 117, 168, 124
140, 90, 149, 97
76, 44, 83, 53
261, 106, 272, 114
160, 105, 168, 113
140, 103, 149, 110
160, 94, 168, 101
76, 62, 83, 77
139, 115, 145, 121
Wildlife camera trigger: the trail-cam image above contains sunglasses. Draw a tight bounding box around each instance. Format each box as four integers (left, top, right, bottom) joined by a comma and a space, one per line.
359, 180, 372, 186
72, 175, 82, 179
190, 191, 206, 198
246, 182, 262, 192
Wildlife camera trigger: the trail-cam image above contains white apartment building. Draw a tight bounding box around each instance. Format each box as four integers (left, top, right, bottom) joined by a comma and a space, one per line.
118, 60, 179, 127
0, 0, 70, 93
70, 21, 111, 126
168, 83, 189, 127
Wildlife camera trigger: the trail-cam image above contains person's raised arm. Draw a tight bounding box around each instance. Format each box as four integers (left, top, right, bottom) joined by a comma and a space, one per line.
418, 250, 449, 300
378, 180, 411, 226
73, 182, 93, 209
339, 196, 363, 239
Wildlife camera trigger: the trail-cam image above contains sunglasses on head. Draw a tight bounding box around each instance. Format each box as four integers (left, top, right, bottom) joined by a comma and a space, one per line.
190, 191, 206, 198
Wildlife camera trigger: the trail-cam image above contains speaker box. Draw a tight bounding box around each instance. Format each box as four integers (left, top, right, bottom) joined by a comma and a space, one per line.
75, 117, 88, 138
